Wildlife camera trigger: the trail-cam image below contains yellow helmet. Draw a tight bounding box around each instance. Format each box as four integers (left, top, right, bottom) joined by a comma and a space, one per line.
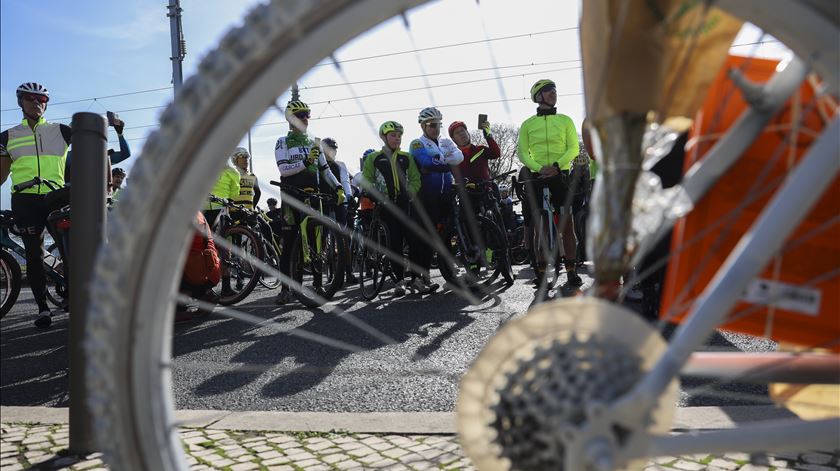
286, 100, 310, 114
379, 120, 404, 136
530, 79, 556, 103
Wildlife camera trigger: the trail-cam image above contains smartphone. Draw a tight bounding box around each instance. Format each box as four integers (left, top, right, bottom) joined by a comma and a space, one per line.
106, 111, 117, 127
478, 113, 488, 128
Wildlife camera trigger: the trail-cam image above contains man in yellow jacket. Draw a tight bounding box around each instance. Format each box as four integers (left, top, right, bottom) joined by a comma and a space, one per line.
517, 79, 582, 287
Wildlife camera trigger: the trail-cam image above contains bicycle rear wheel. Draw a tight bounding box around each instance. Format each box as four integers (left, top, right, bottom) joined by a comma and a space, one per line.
0, 249, 21, 319
359, 219, 389, 301
44, 243, 67, 309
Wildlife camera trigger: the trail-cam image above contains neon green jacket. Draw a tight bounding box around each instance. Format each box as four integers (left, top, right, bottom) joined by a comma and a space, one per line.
205, 167, 241, 210
517, 112, 579, 172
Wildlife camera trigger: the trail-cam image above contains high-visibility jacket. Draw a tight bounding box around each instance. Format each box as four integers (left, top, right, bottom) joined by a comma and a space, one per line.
233, 171, 258, 209
0, 117, 70, 194
205, 167, 241, 210
518, 111, 579, 172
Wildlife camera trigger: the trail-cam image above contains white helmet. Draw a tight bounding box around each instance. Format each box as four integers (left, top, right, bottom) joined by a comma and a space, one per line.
230, 147, 250, 165
418, 106, 442, 123
16, 82, 49, 98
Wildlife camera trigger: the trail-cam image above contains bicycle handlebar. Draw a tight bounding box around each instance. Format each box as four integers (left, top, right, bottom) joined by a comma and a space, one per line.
13, 177, 62, 193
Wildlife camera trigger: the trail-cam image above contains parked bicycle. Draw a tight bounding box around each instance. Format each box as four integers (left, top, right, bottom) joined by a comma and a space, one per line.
270, 181, 346, 308
206, 195, 264, 305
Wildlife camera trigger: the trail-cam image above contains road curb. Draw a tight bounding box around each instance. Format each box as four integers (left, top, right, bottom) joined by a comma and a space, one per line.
0, 405, 797, 434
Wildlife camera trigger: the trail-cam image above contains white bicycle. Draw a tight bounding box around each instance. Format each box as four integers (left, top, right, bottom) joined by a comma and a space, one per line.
85, 1, 839, 470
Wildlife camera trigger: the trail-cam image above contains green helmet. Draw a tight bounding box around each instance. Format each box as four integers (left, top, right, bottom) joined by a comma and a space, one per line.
530, 79, 556, 103
286, 100, 310, 114
379, 120, 404, 136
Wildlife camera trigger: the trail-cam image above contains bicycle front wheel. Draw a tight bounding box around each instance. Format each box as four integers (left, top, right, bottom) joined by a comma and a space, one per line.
216, 225, 262, 306
0, 249, 21, 319
257, 241, 281, 290
291, 224, 345, 308
359, 219, 389, 301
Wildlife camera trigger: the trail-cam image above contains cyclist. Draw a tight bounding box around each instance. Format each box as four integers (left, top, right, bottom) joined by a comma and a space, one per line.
230, 147, 261, 210
204, 161, 240, 297
265, 197, 283, 236
449, 120, 500, 186
273, 99, 339, 305
111, 167, 126, 201
320, 137, 357, 283
0, 82, 71, 328
409, 107, 463, 292
361, 121, 423, 296
499, 184, 515, 230
517, 79, 582, 286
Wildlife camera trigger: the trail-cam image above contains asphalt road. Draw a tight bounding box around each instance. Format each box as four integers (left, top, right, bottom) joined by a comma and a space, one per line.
1, 266, 775, 413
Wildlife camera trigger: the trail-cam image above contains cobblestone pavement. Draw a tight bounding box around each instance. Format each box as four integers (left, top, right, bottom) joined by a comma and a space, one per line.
2, 423, 839, 470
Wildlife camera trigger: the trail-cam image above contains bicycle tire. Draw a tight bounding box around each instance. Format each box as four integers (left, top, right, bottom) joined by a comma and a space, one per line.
291, 224, 345, 308
44, 243, 67, 309
81, 1, 839, 470
359, 219, 389, 301
216, 225, 262, 306
531, 210, 559, 289
0, 249, 21, 319
257, 241, 281, 290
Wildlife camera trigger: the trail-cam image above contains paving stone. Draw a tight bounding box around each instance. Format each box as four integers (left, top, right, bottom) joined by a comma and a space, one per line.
369, 441, 396, 451
257, 449, 284, 460
249, 444, 273, 453
738, 465, 770, 471
672, 460, 706, 470
360, 436, 384, 445
382, 447, 410, 459
285, 451, 317, 462
229, 462, 260, 471
367, 457, 397, 467
707, 458, 739, 469
294, 458, 323, 467
306, 440, 335, 452
262, 456, 291, 466
72, 458, 105, 469
265, 466, 295, 471
0, 463, 24, 471
204, 457, 235, 467
322, 453, 350, 464
802, 452, 835, 465
302, 465, 330, 471
347, 445, 376, 458
335, 460, 363, 470
357, 452, 386, 465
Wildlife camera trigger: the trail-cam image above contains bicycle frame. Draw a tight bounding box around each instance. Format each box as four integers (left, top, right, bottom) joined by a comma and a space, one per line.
0, 221, 67, 289
614, 118, 840, 457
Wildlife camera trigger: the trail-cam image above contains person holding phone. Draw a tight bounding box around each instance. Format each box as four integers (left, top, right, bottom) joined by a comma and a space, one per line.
409, 106, 463, 294
517, 79, 583, 287
448, 117, 500, 186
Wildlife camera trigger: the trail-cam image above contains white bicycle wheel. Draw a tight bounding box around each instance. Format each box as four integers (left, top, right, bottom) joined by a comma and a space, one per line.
85, 1, 839, 470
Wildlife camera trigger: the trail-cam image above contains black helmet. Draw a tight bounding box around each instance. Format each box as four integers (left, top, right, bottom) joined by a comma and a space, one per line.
111, 167, 126, 177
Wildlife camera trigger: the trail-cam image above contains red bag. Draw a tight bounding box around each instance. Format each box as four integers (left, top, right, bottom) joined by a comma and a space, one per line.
183, 212, 221, 286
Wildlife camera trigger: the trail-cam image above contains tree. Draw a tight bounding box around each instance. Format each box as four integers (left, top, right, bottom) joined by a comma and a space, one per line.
469, 123, 519, 179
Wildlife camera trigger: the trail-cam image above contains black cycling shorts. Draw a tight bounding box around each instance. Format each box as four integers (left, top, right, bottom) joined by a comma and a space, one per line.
518, 166, 571, 226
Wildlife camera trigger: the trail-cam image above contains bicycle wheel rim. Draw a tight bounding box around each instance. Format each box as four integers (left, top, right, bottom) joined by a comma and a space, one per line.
0, 250, 21, 319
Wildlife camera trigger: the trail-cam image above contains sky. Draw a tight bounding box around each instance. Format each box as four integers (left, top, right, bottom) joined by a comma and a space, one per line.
0, 0, 790, 209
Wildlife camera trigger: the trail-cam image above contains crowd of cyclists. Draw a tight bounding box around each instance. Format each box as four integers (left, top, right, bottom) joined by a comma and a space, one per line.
1, 77, 596, 326
201, 78, 594, 310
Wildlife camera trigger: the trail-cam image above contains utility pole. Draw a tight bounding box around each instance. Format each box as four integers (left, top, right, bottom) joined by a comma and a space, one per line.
168, 0, 186, 95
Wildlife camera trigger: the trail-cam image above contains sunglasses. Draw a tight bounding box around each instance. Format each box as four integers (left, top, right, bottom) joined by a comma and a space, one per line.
293, 111, 310, 119
22, 93, 49, 104
425, 122, 441, 129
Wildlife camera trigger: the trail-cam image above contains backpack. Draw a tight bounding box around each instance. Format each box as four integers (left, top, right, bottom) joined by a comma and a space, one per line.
183, 212, 221, 286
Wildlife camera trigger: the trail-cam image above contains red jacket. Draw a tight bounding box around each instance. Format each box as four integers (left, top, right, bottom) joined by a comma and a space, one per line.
454, 136, 501, 183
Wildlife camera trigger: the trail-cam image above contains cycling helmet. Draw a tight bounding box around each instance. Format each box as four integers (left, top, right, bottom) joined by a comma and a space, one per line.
16, 82, 49, 99
230, 146, 250, 165
530, 79, 556, 103
322, 137, 338, 149
111, 167, 126, 177
266, 197, 278, 206
379, 121, 404, 136
286, 100, 310, 114
448, 121, 467, 138
418, 106, 443, 123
